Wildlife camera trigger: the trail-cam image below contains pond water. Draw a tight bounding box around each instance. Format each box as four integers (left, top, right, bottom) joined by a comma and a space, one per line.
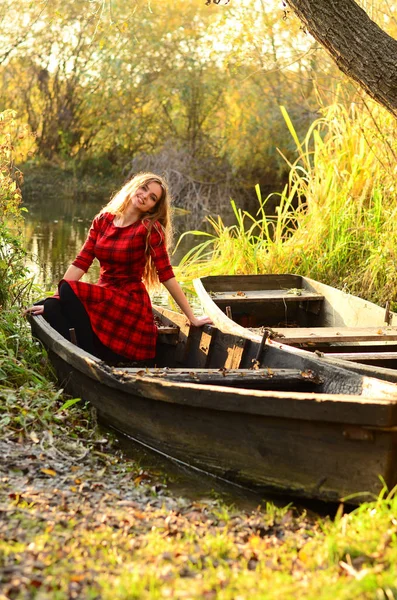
22, 188, 205, 311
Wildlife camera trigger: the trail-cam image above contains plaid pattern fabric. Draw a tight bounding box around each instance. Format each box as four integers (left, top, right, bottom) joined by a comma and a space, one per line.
64, 213, 175, 360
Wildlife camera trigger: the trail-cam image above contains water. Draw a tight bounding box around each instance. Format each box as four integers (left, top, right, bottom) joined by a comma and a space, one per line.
23, 189, 204, 310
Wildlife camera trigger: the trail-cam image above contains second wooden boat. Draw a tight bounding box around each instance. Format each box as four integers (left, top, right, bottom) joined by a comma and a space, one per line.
194, 274, 397, 376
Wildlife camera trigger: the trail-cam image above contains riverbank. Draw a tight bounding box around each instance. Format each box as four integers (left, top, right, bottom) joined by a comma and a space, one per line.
0, 435, 312, 599
20, 160, 120, 206
1, 310, 397, 599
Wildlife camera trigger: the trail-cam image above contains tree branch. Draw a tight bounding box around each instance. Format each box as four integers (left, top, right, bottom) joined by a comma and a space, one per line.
285, 0, 397, 117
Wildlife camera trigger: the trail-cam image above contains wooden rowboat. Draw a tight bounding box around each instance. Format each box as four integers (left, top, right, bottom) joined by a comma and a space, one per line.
29, 305, 397, 504
193, 274, 397, 377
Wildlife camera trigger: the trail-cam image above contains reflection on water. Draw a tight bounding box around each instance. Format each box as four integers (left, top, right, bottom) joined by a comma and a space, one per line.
23, 190, 206, 310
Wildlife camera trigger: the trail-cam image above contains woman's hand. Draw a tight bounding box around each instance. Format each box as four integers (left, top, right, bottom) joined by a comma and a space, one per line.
162, 279, 213, 328
23, 305, 44, 316
189, 315, 213, 327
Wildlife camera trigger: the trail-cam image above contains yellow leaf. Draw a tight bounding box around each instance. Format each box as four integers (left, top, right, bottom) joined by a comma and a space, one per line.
41, 468, 56, 477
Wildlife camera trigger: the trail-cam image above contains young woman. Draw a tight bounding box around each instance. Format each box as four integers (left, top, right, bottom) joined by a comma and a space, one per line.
25, 172, 212, 363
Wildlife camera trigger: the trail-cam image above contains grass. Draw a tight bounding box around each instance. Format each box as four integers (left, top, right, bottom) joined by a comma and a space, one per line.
175, 98, 397, 309
2, 478, 397, 599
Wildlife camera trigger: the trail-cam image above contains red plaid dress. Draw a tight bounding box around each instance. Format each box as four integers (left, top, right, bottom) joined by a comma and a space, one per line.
64, 212, 175, 360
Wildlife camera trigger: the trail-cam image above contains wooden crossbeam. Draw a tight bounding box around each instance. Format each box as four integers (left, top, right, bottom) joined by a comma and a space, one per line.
121, 367, 322, 385
266, 326, 397, 344
326, 351, 397, 362
212, 289, 324, 304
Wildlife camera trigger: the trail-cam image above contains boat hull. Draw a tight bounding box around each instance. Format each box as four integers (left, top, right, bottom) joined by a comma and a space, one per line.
30, 310, 397, 504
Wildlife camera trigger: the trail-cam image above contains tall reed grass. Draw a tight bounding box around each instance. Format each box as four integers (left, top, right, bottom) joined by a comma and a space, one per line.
176, 98, 397, 306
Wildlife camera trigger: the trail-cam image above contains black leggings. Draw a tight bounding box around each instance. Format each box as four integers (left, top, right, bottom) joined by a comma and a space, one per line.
41, 282, 132, 364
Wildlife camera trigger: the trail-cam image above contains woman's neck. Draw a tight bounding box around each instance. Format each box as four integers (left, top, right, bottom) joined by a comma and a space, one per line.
113, 208, 140, 228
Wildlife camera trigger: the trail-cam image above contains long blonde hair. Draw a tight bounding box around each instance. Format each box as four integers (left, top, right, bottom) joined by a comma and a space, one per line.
98, 172, 173, 290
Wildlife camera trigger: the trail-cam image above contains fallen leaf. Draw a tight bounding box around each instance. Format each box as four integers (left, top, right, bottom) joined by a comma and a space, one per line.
41, 468, 57, 477
29, 431, 39, 444
301, 370, 315, 379
70, 574, 86, 583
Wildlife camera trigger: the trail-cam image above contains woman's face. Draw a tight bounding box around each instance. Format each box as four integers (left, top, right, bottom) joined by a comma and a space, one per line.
130, 181, 163, 214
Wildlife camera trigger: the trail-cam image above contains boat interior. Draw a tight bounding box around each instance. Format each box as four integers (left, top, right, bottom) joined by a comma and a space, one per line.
149, 307, 397, 397
197, 274, 397, 366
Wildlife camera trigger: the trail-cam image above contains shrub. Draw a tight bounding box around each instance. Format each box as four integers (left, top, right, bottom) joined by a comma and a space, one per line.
0, 110, 32, 307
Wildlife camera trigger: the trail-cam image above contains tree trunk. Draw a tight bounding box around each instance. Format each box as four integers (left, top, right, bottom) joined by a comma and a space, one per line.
286, 0, 397, 117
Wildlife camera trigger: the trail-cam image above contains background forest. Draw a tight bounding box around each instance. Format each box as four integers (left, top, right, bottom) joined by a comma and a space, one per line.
2, 0, 397, 303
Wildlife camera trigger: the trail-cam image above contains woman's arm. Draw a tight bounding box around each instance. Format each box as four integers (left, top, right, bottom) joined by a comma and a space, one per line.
63, 265, 85, 281
162, 277, 212, 327
148, 226, 211, 326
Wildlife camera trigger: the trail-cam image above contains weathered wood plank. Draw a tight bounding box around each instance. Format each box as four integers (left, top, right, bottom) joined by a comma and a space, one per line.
121, 367, 323, 386
224, 335, 247, 369
326, 351, 397, 362
211, 289, 324, 303
197, 274, 304, 292
261, 326, 397, 343
180, 326, 215, 368
157, 326, 180, 334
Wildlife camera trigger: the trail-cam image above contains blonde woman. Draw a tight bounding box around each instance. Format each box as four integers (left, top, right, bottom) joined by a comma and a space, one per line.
25, 173, 211, 363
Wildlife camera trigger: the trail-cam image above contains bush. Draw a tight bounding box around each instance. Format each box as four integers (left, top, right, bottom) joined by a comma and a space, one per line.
0, 110, 31, 307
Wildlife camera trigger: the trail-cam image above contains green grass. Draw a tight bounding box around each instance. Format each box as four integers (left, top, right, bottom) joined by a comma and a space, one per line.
2, 486, 397, 599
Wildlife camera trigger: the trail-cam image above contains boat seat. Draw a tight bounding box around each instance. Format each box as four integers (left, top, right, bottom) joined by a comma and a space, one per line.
157, 325, 180, 334
326, 351, 397, 363
211, 289, 325, 304
267, 326, 397, 344
122, 367, 323, 386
